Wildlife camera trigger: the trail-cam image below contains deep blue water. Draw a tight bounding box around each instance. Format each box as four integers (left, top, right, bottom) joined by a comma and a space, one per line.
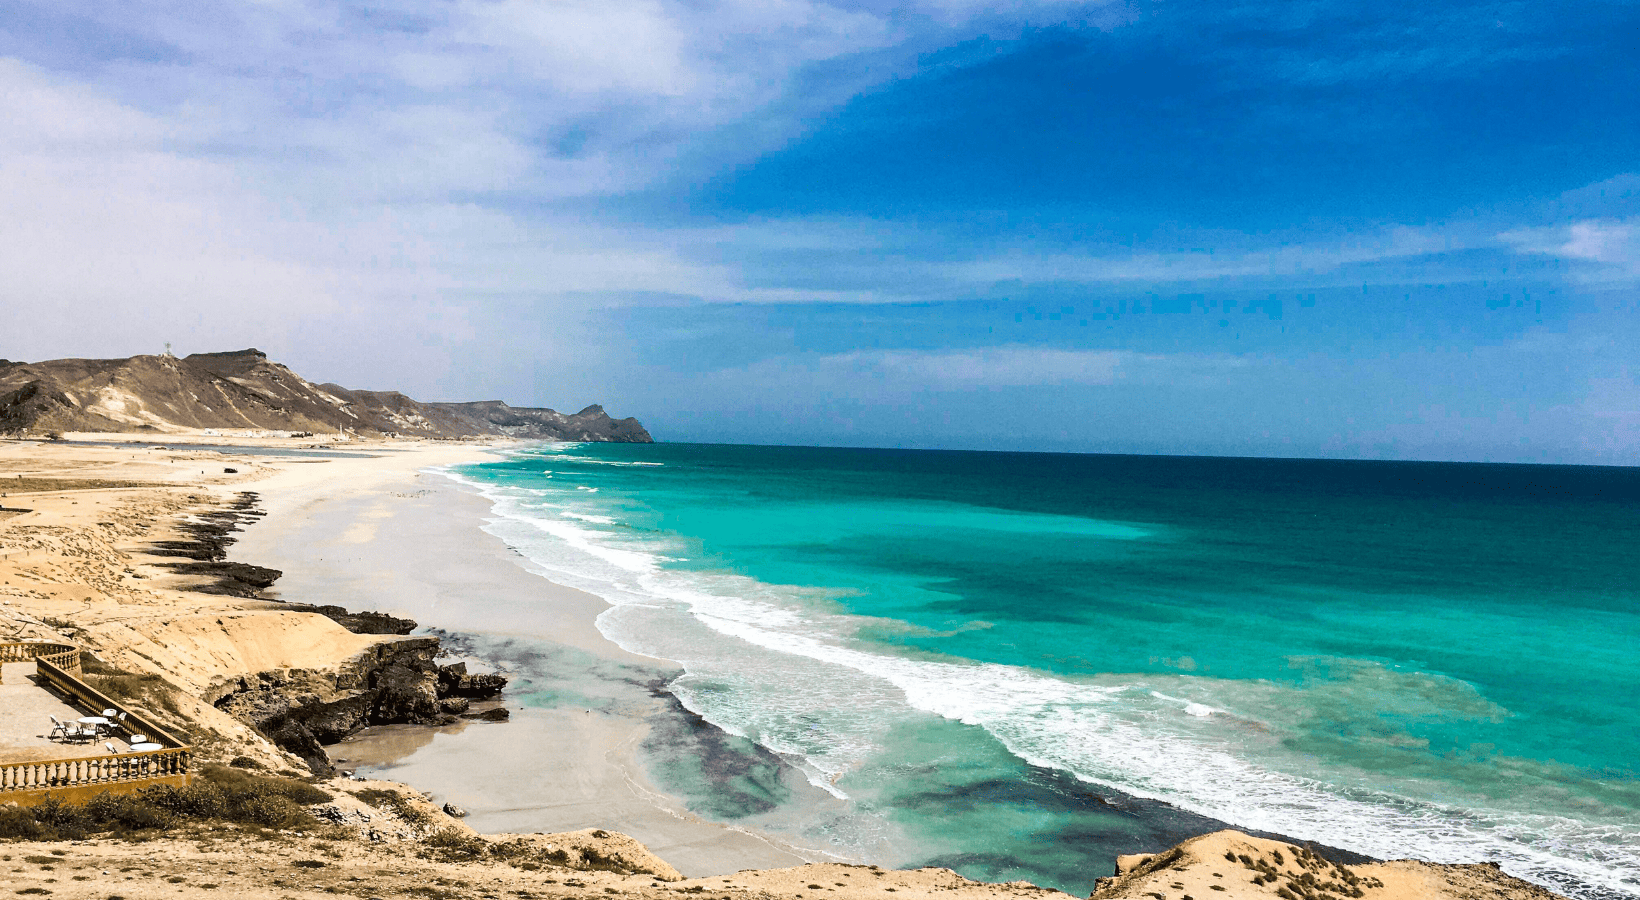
443, 444, 1640, 898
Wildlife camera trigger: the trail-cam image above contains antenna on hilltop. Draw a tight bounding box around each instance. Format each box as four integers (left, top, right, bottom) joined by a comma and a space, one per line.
164, 342, 174, 358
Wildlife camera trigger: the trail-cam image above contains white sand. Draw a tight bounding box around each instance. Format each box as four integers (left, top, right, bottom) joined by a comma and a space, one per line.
227, 442, 816, 876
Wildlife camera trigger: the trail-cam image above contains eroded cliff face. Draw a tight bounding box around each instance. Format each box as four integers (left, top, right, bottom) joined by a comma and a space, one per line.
205, 634, 510, 774
207, 636, 442, 772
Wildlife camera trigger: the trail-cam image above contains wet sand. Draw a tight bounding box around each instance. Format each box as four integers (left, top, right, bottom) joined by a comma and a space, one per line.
227, 447, 816, 876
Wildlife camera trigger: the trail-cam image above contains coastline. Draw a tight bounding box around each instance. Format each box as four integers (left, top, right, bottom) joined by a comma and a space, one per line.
0, 432, 1587, 900
224, 441, 819, 876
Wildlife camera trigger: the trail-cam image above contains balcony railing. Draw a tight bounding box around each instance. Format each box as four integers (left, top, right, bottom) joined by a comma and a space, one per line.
0, 642, 191, 800
0, 640, 81, 682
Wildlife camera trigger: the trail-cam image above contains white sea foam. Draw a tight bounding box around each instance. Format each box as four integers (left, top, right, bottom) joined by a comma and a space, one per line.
434, 463, 1640, 900
561, 511, 618, 525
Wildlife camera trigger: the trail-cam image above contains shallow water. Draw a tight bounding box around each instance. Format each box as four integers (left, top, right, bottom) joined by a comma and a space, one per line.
439, 444, 1640, 899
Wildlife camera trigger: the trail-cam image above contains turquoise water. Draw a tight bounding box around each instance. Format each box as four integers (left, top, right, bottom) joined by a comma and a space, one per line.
441, 444, 1640, 898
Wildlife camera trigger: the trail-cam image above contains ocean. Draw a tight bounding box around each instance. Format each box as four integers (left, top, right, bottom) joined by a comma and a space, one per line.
436, 443, 1640, 899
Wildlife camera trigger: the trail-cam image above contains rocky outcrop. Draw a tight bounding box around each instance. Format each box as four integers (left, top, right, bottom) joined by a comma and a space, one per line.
0, 349, 652, 441
291, 604, 418, 636
144, 492, 284, 596
209, 636, 508, 774
437, 661, 508, 699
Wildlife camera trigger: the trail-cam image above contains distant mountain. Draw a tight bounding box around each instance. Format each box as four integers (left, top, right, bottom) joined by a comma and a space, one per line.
0, 349, 652, 442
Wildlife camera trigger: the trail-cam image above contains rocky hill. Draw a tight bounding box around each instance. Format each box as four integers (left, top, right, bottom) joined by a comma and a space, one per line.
0, 348, 652, 442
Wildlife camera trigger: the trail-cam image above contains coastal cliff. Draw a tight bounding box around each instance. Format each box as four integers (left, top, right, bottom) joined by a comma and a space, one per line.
0, 348, 652, 441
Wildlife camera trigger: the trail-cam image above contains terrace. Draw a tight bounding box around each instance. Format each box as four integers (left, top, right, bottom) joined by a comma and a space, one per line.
0, 641, 191, 803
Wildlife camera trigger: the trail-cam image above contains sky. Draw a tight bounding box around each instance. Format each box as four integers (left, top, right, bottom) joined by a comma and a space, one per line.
2, 0, 1638, 464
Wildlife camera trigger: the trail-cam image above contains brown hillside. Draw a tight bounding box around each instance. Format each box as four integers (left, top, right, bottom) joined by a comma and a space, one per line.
0, 349, 651, 442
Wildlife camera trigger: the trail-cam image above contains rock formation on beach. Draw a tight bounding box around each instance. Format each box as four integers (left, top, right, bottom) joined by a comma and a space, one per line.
0, 348, 652, 442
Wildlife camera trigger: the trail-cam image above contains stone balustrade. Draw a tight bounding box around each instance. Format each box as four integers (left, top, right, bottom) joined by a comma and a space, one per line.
0, 746, 190, 795
0, 641, 191, 802
0, 640, 81, 683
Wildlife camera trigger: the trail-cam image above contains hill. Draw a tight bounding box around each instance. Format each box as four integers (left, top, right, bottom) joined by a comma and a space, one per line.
0, 348, 652, 442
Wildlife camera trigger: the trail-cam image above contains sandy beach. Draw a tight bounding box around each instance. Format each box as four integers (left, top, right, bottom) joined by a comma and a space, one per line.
224, 442, 817, 875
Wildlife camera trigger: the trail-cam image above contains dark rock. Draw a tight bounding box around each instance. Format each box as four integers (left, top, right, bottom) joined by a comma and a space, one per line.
370, 640, 443, 723
209, 636, 447, 765
461, 707, 510, 722
164, 560, 283, 597
437, 664, 507, 699
266, 718, 330, 776
295, 605, 417, 635
439, 698, 470, 715
442, 803, 467, 818
146, 492, 266, 562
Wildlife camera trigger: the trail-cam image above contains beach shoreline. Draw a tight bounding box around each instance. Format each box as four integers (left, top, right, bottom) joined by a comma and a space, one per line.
222, 439, 821, 876
0, 432, 1588, 900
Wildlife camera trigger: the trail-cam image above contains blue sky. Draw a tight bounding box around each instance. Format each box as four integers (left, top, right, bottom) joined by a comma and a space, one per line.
2, 0, 1637, 462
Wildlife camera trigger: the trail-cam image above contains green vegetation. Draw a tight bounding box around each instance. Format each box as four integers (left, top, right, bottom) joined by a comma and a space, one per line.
349, 787, 436, 829
0, 766, 331, 841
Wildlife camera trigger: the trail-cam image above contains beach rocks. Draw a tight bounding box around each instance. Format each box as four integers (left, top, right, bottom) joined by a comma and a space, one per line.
443, 803, 467, 818
437, 662, 507, 699
165, 560, 284, 597
209, 636, 449, 774
462, 707, 510, 722
439, 698, 470, 715
371, 643, 443, 724
297, 605, 418, 636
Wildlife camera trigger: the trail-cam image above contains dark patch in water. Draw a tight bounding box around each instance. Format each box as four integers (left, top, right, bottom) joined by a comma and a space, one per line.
901, 761, 1373, 893
640, 688, 792, 820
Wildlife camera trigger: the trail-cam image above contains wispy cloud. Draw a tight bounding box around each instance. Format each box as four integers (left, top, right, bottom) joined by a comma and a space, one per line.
700, 346, 1250, 396
1499, 218, 1640, 281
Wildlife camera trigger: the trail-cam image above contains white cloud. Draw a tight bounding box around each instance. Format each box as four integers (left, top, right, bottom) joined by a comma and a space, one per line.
699, 346, 1249, 398
1498, 217, 1640, 281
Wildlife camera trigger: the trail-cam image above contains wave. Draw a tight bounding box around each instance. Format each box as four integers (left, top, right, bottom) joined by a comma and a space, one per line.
432, 463, 1640, 900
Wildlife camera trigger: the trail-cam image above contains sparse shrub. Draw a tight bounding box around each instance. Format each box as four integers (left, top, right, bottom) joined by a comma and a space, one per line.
0, 766, 330, 839
228, 756, 264, 770
349, 788, 431, 827
422, 828, 487, 859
